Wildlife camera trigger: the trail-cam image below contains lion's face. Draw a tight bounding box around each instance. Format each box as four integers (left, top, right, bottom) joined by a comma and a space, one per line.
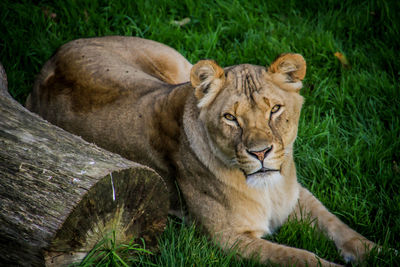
190, 54, 306, 187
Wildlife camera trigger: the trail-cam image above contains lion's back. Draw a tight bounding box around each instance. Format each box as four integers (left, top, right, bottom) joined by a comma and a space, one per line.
26, 36, 192, 117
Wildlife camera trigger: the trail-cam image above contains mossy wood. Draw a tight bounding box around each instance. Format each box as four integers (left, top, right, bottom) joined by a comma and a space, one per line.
0, 63, 169, 266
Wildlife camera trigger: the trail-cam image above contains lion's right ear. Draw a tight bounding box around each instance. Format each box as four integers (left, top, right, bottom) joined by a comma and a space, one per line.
190, 60, 225, 108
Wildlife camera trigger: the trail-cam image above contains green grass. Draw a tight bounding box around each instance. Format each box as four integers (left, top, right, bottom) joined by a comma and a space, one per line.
1, 0, 399, 266
71, 231, 154, 267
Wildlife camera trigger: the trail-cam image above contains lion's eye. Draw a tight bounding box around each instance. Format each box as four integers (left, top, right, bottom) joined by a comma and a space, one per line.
223, 113, 237, 121
271, 105, 281, 114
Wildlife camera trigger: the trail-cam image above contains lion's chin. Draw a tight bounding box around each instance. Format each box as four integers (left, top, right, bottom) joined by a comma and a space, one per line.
246, 171, 282, 190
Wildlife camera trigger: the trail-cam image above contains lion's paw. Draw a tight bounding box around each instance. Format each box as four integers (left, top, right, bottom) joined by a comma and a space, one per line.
340, 237, 376, 263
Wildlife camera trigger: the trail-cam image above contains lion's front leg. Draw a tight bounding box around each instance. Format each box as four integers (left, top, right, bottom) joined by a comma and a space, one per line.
292, 186, 376, 263
215, 231, 341, 267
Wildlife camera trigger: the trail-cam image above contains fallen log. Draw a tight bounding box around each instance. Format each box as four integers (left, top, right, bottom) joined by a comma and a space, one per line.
0, 62, 169, 266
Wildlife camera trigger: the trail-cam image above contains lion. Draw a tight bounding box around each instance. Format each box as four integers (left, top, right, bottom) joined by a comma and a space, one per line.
26, 36, 376, 266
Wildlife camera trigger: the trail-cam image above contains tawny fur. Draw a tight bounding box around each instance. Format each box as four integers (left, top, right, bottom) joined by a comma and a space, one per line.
27, 36, 376, 267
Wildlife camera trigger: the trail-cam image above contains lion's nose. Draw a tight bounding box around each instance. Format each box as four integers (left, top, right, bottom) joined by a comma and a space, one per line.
247, 145, 273, 162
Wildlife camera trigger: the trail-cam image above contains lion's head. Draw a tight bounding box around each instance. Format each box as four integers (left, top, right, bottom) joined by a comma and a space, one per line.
190, 54, 306, 188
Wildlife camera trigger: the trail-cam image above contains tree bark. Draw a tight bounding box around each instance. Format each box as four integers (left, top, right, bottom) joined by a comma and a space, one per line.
0, 63, 169, 266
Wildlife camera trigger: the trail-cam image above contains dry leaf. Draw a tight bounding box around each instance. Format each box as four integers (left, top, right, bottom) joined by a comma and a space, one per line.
393, 161, 399, 174
334, 52, 351, 69
42, 7, 57, 20
84, 10, 89, 22
171, 17, 191, 27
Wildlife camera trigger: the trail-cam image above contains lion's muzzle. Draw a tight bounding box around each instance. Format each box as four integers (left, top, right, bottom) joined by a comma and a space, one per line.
247, 145, 273, 162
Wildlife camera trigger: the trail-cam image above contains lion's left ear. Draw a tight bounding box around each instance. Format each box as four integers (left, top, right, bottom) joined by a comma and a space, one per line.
268, 53, 306, 92
190, 60, 225, 108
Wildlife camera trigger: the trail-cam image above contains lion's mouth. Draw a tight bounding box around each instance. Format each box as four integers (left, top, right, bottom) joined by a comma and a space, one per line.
248, 167, 280, 176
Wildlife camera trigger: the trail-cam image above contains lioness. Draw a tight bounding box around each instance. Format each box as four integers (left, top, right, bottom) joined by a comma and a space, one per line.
27, 36, 376, 266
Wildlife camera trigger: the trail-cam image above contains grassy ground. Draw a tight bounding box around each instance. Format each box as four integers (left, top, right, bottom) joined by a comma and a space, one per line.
1, 0, 399, 266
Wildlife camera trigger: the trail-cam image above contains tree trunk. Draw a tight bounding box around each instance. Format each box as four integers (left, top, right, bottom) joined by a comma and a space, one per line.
0, 63, 169, 266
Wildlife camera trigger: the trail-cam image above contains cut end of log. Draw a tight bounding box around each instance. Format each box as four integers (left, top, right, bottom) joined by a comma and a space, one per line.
43, 168, 169, 266
1, 61, 170, 266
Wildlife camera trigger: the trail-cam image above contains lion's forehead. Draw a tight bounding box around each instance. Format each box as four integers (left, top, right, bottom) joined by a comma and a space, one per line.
225, 64, 266, 96
224, 64, 284, 105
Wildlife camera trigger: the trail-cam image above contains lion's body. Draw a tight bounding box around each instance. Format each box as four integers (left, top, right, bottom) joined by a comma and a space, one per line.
26, 37, 193, 206
27, 36, 375, 266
